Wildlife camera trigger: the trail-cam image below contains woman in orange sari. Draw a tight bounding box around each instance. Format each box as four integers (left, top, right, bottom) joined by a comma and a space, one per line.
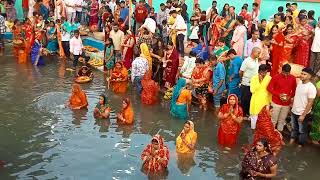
67, 84, 88, 110
117, 98, 134, 125
217, 94, 243, 150
23, 18, 34, 62
294, 15, 314, 67
282, 24, 298, 63
12, 20, 23, 59
56, 19, 65, 58
253, 105, 284, 155
269, 25, 285, 76
141, 73, 160, 105
110, 62, 129, 93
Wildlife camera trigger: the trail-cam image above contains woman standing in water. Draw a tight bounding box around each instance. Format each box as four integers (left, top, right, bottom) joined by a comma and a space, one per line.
240, 139, 278, 180
94, 94, 111, 119
67, 84, 88, 110
117, 98, 134, 125
217, 94, 243, 150
176, 121, 197, 154
170, 78, 192, 120
110, 62, 129, 94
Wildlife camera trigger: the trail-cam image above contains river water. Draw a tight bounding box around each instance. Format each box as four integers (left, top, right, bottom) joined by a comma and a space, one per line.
0, 52, 319, 180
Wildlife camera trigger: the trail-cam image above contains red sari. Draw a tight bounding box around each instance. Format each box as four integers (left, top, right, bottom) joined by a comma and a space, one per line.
283, 33, 298, 63
122, 34, 135, 69
89, 2, 99, 27
141, 73, 160, 105
208, 15, 222, 49
164, 48, 179, 87
271, 32, 285, 76
253, 106, 284, 155
294, 24, 313, 67
23, 23, 34, 62
141, 135, 169, 173
217, 94, 243, 147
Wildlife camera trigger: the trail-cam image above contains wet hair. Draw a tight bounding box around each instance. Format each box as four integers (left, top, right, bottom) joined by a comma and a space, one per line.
282, 64, 291, 73
100, 94, 107, 104
258, 138, 272, 153
278, 6, 284, 12
258, 64, 268, 73
227, 49, 237, 56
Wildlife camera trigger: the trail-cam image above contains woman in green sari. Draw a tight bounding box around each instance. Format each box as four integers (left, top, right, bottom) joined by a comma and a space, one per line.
94, 94, 111, 119
310, 74, 320, 144
219, 13, 236, 48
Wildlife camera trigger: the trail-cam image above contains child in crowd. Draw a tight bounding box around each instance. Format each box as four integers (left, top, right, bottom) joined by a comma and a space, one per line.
189, 20, 199, 40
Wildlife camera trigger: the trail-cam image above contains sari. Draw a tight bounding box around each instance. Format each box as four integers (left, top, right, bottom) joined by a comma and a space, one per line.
117, 98, 134, 125
105, 45, 115, 70
253, 106, 284, 155
12, 25, 22, 58
141, 135, 169, 174
232, 25, 247, 57
208, 15, 222, 48
89, 1, 99, 27
140, 43, 152, 74
221, 19, 235, 48
250, 75, 272, 116
56, 24, 65, 57
122, 33, 135, 69
68, 84, 88, 109
176, 121, 197, 154
141, 73, 160, 105
164, 48, 179, 87
170, 78, 191, 120
240, 148, 277, 180
270, 32, 285, 76
31, 39, 45, 66
46, 27, 58, 53
94, 95, 111, 119
310, 81, 320, 142
23, 23, 34, 58
110, 62, 129, 93
218, 94, 243, 147
282, 32, 298, 63
192, 64, 212, 98
294, 24, 313, 67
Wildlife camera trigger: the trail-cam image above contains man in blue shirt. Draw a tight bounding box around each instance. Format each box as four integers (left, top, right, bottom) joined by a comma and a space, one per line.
120, 1, 130, 25
211, 55, 226, 108
226, 49, 243, 97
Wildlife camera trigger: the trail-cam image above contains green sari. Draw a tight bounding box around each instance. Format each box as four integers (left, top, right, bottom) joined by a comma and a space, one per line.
310, 81, 320, 141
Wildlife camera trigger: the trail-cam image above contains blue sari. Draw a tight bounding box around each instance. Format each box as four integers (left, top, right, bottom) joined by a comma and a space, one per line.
31, 40, 45, 66
47, 27, 58, 53
170, 78, 188, 120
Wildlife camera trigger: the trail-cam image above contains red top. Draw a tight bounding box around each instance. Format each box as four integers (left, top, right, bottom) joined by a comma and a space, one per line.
267, 73, 297, 106
22, 0, 29, 9
134, 5, 148, 23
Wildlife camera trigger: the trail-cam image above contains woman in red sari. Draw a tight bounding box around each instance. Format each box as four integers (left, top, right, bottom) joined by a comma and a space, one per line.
121, 29, 135, 69
163, 41, 179, 88
217, 94, 243, 150
141, 134, 169, 174
89, 0, 99, 28
283, 24, 298, 63
269, 25, 285, 76
207, 8, 222, 51
294, 15, 314, 67
253, 105, 284, 155
23, 18, 34, 62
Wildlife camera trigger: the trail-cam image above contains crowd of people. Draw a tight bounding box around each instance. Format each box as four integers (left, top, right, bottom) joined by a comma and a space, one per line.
1, 0, 320, 178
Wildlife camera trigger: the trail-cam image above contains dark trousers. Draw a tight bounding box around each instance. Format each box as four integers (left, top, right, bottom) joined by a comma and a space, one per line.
62, 41, 70, 58
176, 34, 185, 56
133, 76, 143, 95
240, 85, 252, 116
291, 113, 310, 145
73, 52, 90, 68
76, 11, 82, 23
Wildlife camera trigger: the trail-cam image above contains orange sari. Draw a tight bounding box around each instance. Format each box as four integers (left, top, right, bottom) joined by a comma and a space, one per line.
110, 63, 129, 93
12, 25, 23, 59
141, 73, 160, 105
56, 24, 65, 57
23, 23, 33, 63
69, 84, 88, 109
118, 98, 134, 125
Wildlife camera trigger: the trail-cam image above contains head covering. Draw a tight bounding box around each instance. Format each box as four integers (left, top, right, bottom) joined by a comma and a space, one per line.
171, 78, 186, 104
302, 67, 314, 76
152, 134, 165, 148
140, 43, 152, 64
186, 120, 195, 133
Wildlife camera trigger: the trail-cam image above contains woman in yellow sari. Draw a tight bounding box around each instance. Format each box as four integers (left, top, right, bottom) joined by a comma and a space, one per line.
110, 62, 129, 93
176, 121, 197, 154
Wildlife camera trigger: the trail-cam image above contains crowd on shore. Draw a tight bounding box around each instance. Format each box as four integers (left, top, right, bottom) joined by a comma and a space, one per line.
1, 0, 320, 179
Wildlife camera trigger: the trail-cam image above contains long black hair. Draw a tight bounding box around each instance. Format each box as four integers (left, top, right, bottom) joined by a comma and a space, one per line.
257, 138, 272, 153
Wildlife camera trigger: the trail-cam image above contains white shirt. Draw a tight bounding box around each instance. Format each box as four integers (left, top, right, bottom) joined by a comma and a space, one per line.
180, 56, 196, 78
70, 36, 83, 55
61, 30, 71, 41
189, 25, 199, 40
131, 57, 149, 81
240, 56, 260, 86
292, 81, 317, 115
172, 14, 187, 35
75, 0, 83, 12
65, 0, 76, 13
110, 30, 124, 51
311, 27, 320, 52
107, 1, 116, 14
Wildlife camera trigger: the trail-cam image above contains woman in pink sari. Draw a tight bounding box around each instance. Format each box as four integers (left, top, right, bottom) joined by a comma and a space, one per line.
163, 41, 179, 88
121, 29, 135, 69
231, 16, 247, 57
294, 15, 314, 67
89, 0, 99, 27
270, 25, 285, 76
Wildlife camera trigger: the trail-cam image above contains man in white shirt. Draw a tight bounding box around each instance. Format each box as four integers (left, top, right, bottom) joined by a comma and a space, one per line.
171, 10, 187, 57
239, 47, 261, 116
109, 23, 124, 61
106, 0, 116, 14
70, 30, 89, 69
310, 20, 320, 73
131, 56, 149, 95
290, 68, 317, 147
180, 51, 196, 79
65, 0, 76, 23
244, 29, 262, 58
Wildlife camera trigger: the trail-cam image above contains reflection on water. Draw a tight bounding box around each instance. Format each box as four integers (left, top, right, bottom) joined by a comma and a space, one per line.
0, 57, 320, 180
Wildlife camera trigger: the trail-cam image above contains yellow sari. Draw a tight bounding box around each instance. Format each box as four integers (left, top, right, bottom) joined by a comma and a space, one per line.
176, 121, 197, 154
140, 43, 153, 78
